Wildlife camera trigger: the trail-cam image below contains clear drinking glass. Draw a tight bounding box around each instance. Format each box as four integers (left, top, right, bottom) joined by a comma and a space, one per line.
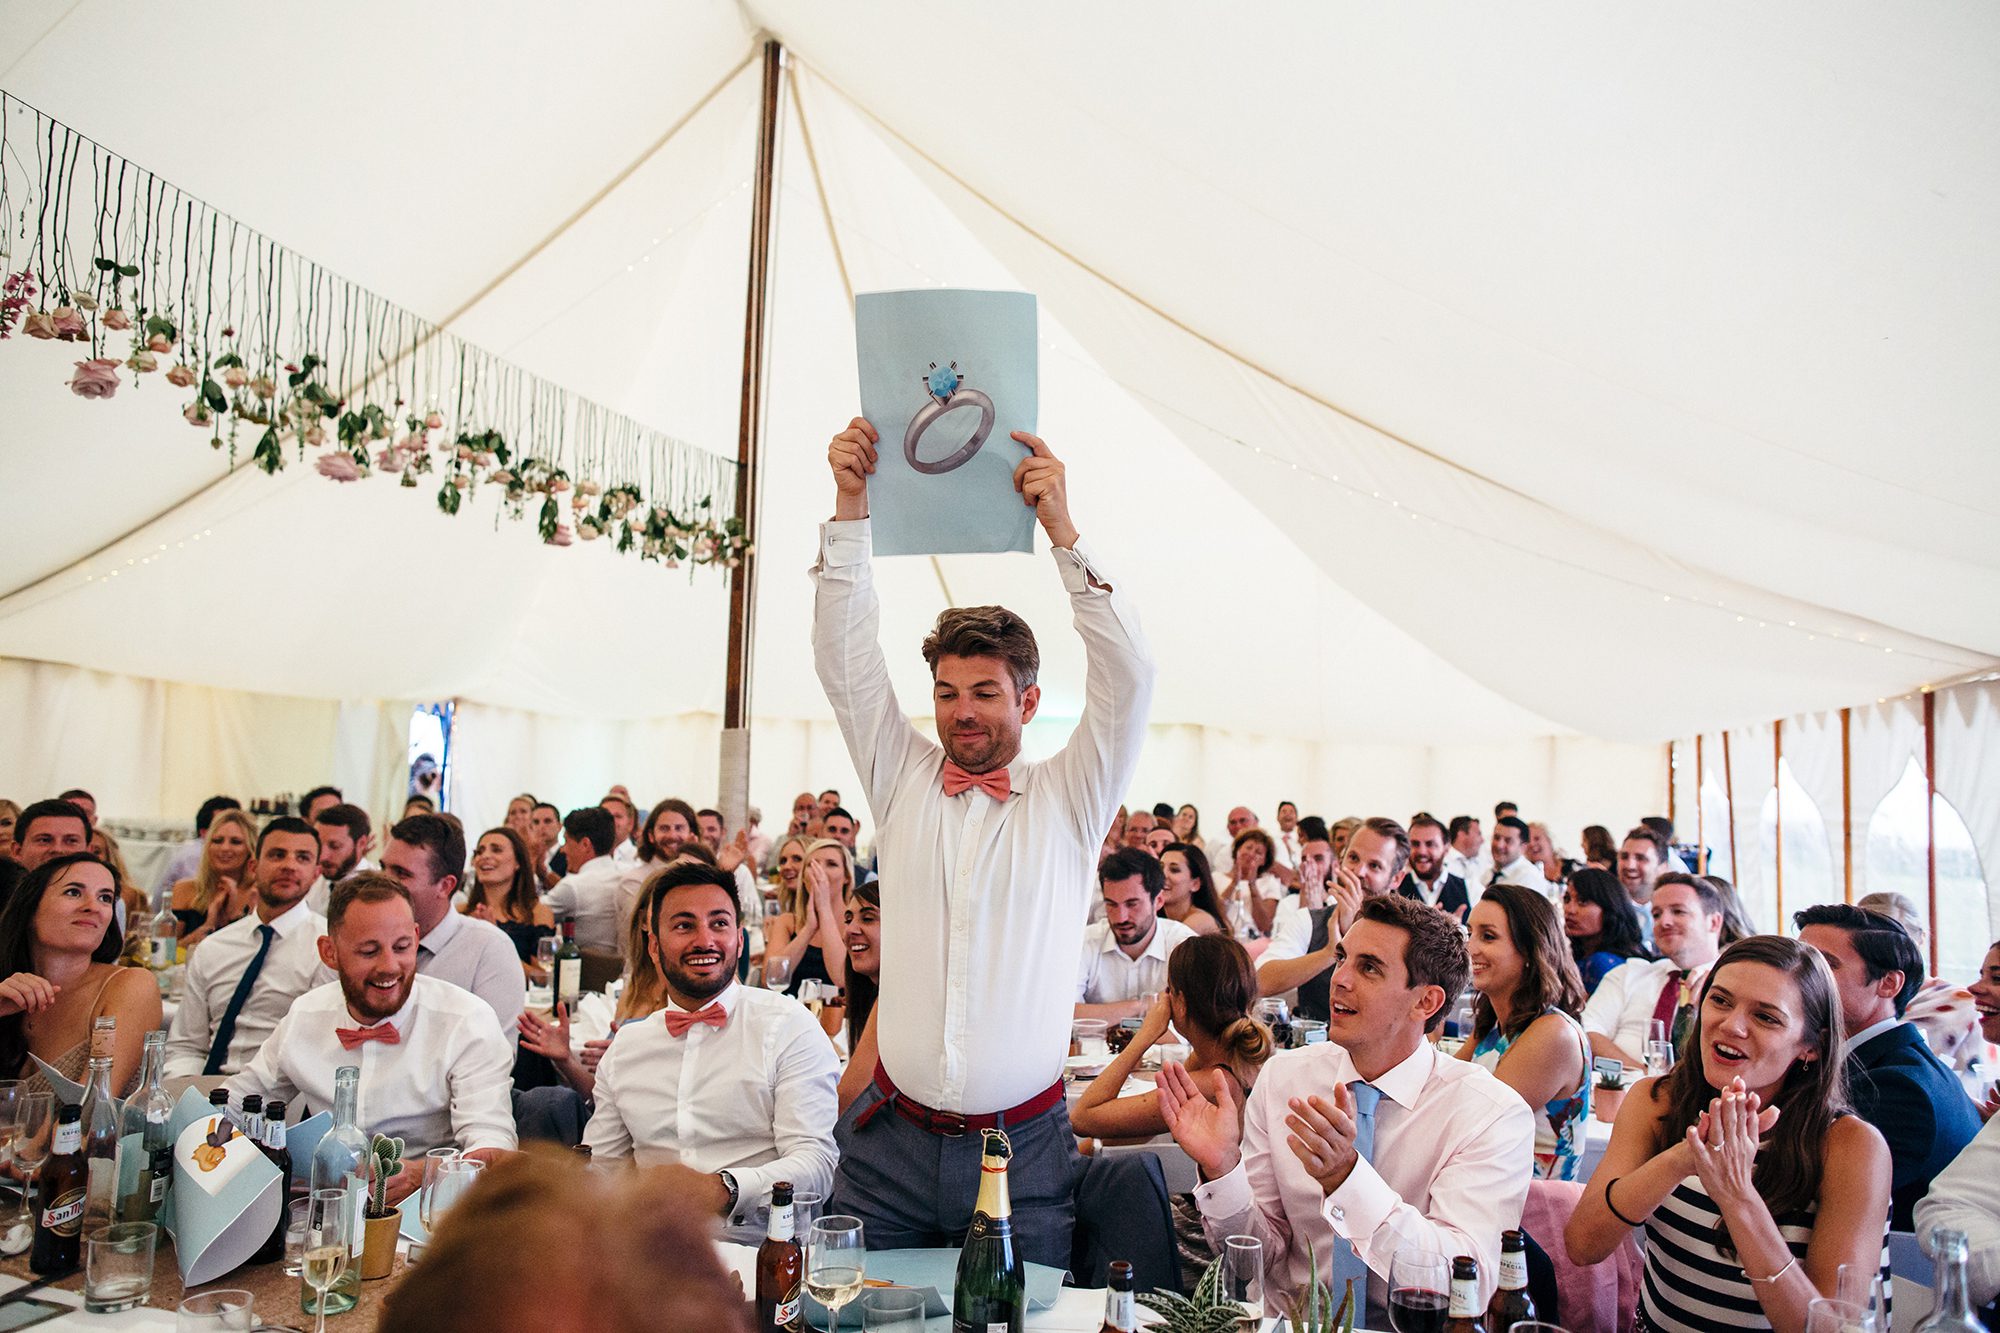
283, 1197, 312, 1277
534, 935, 558, 981
1645, 1039, 1675, 1077
0, 1079, 21, 1221
422, 1155, 483, 1240
1836, 1262, 1888, 1331
1222, 1234, 1263, 1322
1388, 1244, 1449, 1333
1071, 1019, 1109, 1059
764, 953, 794, 991
792, 1189, 825, 1242
83, 1221, 156, 1312
176, 1288, 255, 1330
13, 1090, 53, 1228
1804, 1297, 1876, 1333
861, 1287, 927, 1332
805, 1215, 866, 1333
416, 1147, 460, 1236
302, 1187, 354, 1333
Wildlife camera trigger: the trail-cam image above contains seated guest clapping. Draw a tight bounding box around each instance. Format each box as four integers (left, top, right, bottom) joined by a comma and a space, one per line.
1563, 866, 1653, 996
172, 807, 259, 946
0, 853, 162, 1095
763, 837, 852, 999
838, 881, 882, 1110
1566, 936, 1892, 1333
227, 872, 517, 1204
583, 862, 839, 1238
1459, 884, 1593, 1180
1076, 849, 1195, 1021
1162, 893, 1533, 1323
166, 817, 327, 1076
543, 806, 626, 955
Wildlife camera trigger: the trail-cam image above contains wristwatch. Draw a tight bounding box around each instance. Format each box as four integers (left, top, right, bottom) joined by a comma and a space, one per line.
718, 1170, 739, 1218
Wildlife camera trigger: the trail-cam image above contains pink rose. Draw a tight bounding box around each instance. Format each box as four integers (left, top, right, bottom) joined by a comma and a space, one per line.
471, 450, 495, 468
184, 402, 211, 427
222, 366, 249, 389
148, 333, 173, 353
101, 307, 132, 331
68, 358, 121, 399
23, 312, 56, 339
374, 445, 407, 472
546, 526, 574, 548
316, 453, 362, 483
126, 349, 159, 374
305, 425, 326, 448
165, 363, 197, 387
51, 307, 87, 340
455, 445, 473, 462
425, 412, 444, 430
249, 375, 273, 398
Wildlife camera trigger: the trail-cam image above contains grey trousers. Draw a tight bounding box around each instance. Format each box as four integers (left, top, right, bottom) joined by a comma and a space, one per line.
829, 1079, 1078, 1270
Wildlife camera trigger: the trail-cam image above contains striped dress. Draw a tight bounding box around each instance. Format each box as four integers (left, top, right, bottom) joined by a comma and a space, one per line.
1639, 1173, 1891, 1331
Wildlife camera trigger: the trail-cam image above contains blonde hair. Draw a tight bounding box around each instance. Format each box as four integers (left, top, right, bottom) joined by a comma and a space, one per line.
193, 809, 260, 911
772, 834, 812, 916
1856, 891, 1928, 951
797, 838, 855, 922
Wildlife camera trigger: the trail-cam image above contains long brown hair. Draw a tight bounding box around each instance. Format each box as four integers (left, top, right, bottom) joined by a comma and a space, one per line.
0, 853, 125, 1077
1162, 842, 1232, 939
844, 880, 881, 1050
1649, 935, 1848, 1221
1473, 883, 1588, 1041
465, 826, 540, 924
1167, 934, 1272, 1087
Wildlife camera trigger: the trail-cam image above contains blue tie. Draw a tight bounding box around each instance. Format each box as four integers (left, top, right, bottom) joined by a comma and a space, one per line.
1329, 1082, 1383, 1314
204, 924, 275, 1075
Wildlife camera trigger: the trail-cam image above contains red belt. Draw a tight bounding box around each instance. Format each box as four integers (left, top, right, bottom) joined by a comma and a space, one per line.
855, 1062, 1065, 1137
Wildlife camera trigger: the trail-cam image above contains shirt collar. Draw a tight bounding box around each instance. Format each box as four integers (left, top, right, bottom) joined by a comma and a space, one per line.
262, 897, 318, 937
1842, 1015, 1905, 1061
1100, 920, 1172, 962
420, 905, 462, 954
1369, 1040, 1437, 1111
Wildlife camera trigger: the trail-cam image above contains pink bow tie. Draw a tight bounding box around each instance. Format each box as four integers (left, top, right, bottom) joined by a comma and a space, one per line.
335, 1023, 401, 1050
662, 1004, 727, 1038
941, 761, 1011, 801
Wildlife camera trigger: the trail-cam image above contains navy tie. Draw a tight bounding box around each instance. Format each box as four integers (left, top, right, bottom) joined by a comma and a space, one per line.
204, 924, 275, 1075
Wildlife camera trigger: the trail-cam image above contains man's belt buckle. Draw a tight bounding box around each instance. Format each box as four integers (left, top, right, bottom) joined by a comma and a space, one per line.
927, 1108, 968, 1137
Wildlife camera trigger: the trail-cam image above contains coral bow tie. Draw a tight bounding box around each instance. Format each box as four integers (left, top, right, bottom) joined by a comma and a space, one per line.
662, 1004, 727, 1038
941, 761, 1011, 801
335, 1023, 401, 1050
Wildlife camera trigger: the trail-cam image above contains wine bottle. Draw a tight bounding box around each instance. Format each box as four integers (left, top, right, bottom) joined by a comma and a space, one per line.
1099, 1260, 1140, 1333
79, 1018, 119, 1232
30, 1105, 86, 1274
1485, 1229, 1534, 1329
305, 1066, 367, 1315
1442, 1255, 1486, 1333
756, 1180, 805, 1333
952, 1128, 1026, 1333
120, 1031, 173, 1222
148, 886, 180, 971
1915, 1228, 1984, 1331
554, 917, 583, 1010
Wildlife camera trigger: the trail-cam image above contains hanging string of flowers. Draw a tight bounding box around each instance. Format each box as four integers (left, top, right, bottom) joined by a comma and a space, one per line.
0, 91, 747, 569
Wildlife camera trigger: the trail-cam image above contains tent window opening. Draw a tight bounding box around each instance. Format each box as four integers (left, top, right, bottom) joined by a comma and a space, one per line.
408, 703, 454, 812
1758, 759, 1837, 932
1699, 771, 1734, 883
1864, 756, 1989, 983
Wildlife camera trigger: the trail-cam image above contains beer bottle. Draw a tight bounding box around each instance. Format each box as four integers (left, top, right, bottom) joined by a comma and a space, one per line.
1099, 1260, 1140, 1333
79, 1018, 119, 1232
952, 1129, 1026, 1333
1443, 1255, 1486, 1333
553, 917, 583, 1010
1486, 1230, 1535, 1328
30, 1105, 86, 1274
252, 1100, 290, 1265
756, 1180, 805, 1333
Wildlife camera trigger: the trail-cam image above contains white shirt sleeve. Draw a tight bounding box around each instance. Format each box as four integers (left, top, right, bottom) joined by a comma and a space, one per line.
723, 1010, 842, 1225
1581, 960, 1636, 1039
446, 1005, 519, 1153
1261, 897, 1312, 964
582, 1036, 636, 1161
222, 1006, 299, 1107
811, 519, 930, 826
1914, 1112, 2000, 1306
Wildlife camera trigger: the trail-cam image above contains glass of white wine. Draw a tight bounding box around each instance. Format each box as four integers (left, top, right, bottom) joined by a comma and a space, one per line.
302, 1187, 353, 1333
805, 1215, 865, 1333
13, 1091, 53, 1232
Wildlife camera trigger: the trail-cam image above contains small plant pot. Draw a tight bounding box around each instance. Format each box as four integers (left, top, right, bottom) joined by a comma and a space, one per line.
359, 1209, 401, 1279
1593, 1084, 1627, 1123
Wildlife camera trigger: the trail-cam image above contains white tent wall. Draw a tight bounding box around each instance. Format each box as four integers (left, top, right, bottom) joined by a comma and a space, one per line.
1935, 681, 2000, 941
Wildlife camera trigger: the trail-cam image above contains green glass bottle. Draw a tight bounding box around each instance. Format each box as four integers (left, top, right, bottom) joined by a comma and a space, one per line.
952, 1129, 1026, 1333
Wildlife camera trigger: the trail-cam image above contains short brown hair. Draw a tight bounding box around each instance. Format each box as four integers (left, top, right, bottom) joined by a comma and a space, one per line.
921, 605, 1039, 694
390, 813, 465, 887
1355, 892, 1470, 1032
328, 870, 414, 932
1622, 824, 1668, 859
1358, 816, 1411, 880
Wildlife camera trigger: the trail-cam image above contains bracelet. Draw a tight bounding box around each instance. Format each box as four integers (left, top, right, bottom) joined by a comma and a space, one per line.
1605, 1175, 1645, 1228
1748, 1255, 1799, 1286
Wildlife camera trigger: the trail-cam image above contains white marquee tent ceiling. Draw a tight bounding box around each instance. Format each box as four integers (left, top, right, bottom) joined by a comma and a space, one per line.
2, 1, 1995, 754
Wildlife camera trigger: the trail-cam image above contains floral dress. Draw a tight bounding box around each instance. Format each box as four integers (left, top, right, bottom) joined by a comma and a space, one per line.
1471, 1009, 1592, 1180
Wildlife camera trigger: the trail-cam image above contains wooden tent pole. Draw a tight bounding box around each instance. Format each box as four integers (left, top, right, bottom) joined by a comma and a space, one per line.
1695, 735, 1707, 875
1772, 720, 1785, 927
720, 39, 784, 830
1722, 731, 1739, 882
1840, 707, 1854, 903
1923, 691, 1939, 973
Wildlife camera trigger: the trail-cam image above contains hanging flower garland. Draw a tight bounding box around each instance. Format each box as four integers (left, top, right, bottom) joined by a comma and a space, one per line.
0, 92, 748, 571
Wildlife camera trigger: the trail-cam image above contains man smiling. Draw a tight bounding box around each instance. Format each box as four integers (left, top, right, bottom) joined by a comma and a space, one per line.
1583, 874, 1723, 1067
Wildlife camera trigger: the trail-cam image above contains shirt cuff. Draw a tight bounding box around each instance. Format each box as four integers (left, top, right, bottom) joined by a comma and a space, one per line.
1321, 1155, 1398, 1244
1051, 535, 1111, 593
817, 518, 872, 570
1191, 1160, 1254, 1216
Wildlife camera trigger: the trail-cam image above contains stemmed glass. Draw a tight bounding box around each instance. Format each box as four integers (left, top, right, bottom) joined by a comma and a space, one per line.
0, 1080, 22, 1221
1387, 1244, 1449, 1333
805, 1215, 865, 1333
13, 1091, 53, 1231
764, 954, 794, 992
302, 1187, 353, 1333
412, 1147, 459, 1256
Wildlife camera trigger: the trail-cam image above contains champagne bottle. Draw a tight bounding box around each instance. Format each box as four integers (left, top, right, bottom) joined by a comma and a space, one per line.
952, 1129, 1026, 1333
1099, 1261, 1140, 1333
305, 1066, 367, 1315
554, 917, 583, 1010
29, 1105, 86, 1274
119, 1031, 172, 1222
1915, 1228, 1984, 1331
79, 1017, 119, 1232
1485, 1229, 1535, 1329
1442, 1255, 1486, 1333
756, 1180, 805, 1333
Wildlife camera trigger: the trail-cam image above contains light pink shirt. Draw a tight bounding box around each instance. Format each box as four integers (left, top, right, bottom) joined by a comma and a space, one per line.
1193, 1039, 1534, 1312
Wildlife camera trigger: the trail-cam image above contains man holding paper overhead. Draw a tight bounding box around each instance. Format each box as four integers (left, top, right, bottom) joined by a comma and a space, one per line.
815, 416, 1155, 1265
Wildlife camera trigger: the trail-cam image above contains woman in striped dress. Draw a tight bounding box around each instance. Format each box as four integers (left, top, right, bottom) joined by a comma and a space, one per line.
1564, 935, 1892, 1332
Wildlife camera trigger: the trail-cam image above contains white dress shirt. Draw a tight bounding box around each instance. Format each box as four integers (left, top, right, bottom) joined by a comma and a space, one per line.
583, 982, 840, 1223
1262, 895, 1314, 963
164, 899, 330, 1077
226, 974, 516, 1155
1193, 1041, 1534, 1314
304, 858, 375, 916
1581, 956, 1709, 1060
1077, 917, 1196, 1004
544, 854, 628, 955
812, 518, 1155, 1113
613, 838, 638, 863
1272, 828, 1301, 872
1488, 855, 1551, 897
1913, 1108, 2000, 1308
1444, 847, 1490, 891
1840, 1015, 1906, 1062
418, 908, 527, 1045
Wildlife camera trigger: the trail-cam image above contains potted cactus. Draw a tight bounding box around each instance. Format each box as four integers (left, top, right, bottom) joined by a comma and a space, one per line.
1593, 1062, 1635, 1123
358, 1132, 405, 1279
1136, 1242, 1354, 1333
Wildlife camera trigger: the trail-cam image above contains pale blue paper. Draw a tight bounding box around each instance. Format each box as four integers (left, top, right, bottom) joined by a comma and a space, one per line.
802, 1249, 1062, 1327
855, 289, 1038, 557
159, 1086, 282, 1286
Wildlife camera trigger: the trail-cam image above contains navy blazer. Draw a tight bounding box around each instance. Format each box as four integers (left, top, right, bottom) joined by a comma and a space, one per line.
1846, 1020, 1984, 1231
1395, 872, 1471, 922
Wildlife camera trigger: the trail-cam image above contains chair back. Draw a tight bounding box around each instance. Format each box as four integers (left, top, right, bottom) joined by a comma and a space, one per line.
580, 947, 624, 993
1521, 1178, 1643, 1333
1068, 1149, 1179, 1294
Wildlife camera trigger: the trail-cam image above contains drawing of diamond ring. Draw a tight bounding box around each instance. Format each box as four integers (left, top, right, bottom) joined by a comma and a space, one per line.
904, 360, 995, 476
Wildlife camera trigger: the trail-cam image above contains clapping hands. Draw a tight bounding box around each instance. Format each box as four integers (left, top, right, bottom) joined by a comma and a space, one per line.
1685, 1076, 1780, 1205
1158, 1061, 1243, 1179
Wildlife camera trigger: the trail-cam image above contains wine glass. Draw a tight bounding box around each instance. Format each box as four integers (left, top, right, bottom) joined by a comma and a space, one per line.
0, 1080, 21, 1220
13, 1091, 53, 1229
1804, 1297, 1876, 1333
1387, 1244, 1448, 1333
1836, 1262, 1887, 1332
764, 953, 794, 992
805, 1215, 865, 1333
1222, 1234, 1263, 1322
302, 1187, 353, 1333
423, 1156, 483, 1238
